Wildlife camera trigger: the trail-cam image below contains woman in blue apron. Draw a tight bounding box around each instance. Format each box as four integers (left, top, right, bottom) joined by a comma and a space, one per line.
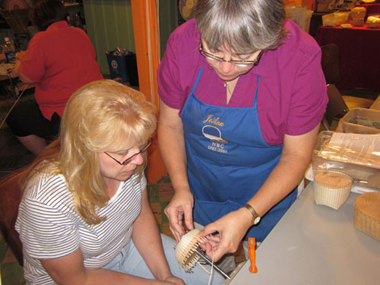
182, 68, 297, 242
157, 0, 327, 263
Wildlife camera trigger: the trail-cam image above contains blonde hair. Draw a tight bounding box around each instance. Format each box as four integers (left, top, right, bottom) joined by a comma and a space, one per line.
21, 80, 157, 224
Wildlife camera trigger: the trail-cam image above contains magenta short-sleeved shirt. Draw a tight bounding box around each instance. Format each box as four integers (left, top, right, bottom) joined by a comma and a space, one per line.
158, 19, 328, 145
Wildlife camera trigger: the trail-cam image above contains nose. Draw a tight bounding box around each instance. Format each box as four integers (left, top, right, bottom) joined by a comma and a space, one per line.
129, 152, 144, 165
219, 60, 234, 73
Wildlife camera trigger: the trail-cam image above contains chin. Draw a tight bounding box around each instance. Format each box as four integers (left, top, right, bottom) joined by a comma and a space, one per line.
121, 170, 135, 179
217, 71, 241, 81
217, 73, 234, 81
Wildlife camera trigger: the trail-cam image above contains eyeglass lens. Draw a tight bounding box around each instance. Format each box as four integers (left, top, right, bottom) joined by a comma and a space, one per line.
199, 43, 261, 67
105, 138, 153, 165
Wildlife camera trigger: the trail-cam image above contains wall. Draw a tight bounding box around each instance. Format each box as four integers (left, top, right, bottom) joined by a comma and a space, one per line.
285, 0, 316, 10
83, 1, 316, 76
83, 0, 135, 76
158, 0, 178, 59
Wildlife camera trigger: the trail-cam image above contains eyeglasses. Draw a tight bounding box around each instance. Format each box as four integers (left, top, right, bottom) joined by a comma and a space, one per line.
104, 138, 153, 165
199, 42, 262, 67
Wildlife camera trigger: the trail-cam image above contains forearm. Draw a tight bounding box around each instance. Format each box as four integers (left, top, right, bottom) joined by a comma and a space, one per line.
198, 155, 309, 259
247, 126, 319, 217
83, 268, 166, 285
158, 126, 188, 192
41, 249, 167, 285
157, 102, 190, 194
132, 195, 173, 281
248, 151, 310, 216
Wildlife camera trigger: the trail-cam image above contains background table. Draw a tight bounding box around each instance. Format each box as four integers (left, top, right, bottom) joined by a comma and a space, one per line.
370, 95, 380, 110
226, 183, 380, 285
316, 24, 380, 90
358, 3, 380, 16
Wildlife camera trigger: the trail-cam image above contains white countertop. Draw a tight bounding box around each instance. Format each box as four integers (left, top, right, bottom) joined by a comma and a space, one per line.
226, 182, 380, 285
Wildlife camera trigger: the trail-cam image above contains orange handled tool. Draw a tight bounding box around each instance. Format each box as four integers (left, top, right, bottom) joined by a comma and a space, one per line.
248, 237, 258, 273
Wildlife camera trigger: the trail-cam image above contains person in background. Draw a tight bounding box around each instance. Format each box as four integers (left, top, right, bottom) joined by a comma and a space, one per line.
6, 0, 103, 155
15, 80, 225, 285
157, 0, 328, 266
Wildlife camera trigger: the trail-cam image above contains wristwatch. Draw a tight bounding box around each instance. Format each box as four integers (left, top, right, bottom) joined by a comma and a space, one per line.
243, 203, 261, 226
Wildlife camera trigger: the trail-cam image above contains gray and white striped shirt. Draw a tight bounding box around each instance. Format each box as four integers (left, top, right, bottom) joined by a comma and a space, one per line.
16, 172, 146, 284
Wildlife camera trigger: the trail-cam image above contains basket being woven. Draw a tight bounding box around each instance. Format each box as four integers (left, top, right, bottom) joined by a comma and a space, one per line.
353, 192, 380, 241
175, 229, 208, 272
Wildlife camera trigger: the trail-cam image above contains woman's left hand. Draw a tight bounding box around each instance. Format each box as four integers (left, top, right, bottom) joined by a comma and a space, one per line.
199, 208, 252, 262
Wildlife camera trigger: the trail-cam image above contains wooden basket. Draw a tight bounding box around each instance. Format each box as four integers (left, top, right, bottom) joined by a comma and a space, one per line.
353, 192, 380, 241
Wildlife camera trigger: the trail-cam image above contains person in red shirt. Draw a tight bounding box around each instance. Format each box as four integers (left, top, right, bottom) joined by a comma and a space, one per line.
7, 0, 103, 155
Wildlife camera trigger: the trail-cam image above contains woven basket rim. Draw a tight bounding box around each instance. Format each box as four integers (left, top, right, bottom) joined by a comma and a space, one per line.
354, 192, 380, 221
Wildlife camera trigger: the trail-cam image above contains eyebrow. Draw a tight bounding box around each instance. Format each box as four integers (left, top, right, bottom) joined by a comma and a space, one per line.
112, 147, 134, 155
211, 47, 254, 58
235, 52, 254, 56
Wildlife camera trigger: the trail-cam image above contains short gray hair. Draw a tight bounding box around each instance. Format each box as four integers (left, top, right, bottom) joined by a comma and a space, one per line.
195, 0, 287, 53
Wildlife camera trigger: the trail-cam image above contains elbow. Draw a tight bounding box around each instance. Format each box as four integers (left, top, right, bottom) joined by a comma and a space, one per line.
19, 73, 34, 84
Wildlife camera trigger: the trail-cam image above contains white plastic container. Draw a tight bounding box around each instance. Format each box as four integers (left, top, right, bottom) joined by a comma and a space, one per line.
312, 131, 380, 193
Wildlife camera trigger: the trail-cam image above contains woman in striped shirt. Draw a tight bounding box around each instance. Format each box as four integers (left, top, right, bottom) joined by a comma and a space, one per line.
15, 80, 224, 284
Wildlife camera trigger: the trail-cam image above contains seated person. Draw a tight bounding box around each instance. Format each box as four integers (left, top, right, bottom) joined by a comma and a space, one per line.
6, 0, 103, 155
15, 80, 225, 285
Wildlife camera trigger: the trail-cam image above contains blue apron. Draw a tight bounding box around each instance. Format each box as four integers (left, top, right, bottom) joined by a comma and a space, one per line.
181, 68, 297, 242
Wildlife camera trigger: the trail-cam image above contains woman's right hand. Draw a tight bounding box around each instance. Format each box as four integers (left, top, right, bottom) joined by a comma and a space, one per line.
164, 190, 194, 242
161, 275, 185, 285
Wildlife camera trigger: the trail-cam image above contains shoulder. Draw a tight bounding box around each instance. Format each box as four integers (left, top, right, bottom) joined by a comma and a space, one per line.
168, 19, 200, 44
158, 19, 202, 108
33, 21, 87, 41
259, 20, 322, 80
165, 19, 200, 59
252, 20, 321, 78
281, 20, 321, 58
23, 174, 74, 210
67, 25, 90, 38
255, 21, 327, 143
27, 30, 46, 46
